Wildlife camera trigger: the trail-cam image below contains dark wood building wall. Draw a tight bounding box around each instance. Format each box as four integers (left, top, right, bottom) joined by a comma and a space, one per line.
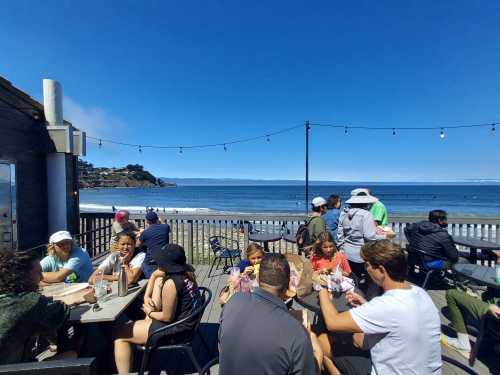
0, 77, 79, 250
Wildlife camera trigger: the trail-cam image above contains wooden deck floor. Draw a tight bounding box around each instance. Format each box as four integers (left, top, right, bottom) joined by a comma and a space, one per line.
146, 264, 496, 374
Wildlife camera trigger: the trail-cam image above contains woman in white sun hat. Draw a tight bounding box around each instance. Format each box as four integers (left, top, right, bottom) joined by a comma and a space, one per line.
40, 230, 93, 284
337, 190, 387, 298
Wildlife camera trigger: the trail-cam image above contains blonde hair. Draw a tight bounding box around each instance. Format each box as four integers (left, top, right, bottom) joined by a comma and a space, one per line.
314, 231, 337, 258
46, 240, 75, 257
246, 243, 264, 258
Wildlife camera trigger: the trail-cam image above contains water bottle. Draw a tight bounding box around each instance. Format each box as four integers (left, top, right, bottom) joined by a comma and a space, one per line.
118, 264, 128, 297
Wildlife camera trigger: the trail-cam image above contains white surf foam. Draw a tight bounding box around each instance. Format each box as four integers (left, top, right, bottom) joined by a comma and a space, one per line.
79, 203, 212, 213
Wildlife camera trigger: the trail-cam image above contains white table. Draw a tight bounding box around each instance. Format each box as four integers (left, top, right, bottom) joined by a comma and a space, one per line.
41, 279, 147, 324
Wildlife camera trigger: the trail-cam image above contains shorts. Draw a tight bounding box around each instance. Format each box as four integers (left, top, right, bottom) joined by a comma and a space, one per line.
148, 320, 193, 346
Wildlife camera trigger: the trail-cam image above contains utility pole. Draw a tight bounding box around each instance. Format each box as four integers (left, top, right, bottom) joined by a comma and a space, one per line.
305, 120, 310, 215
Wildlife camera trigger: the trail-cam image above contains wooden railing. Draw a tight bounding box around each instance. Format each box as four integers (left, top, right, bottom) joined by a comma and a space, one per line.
78, 212, 114, 258
123, 213, 500, 265
74, 212, 500, 264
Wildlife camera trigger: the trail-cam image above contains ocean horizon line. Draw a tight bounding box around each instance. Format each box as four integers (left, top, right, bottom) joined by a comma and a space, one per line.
157, 178, 500, 186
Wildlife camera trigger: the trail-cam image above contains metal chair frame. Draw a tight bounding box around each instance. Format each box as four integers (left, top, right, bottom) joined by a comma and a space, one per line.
442, 355, 478, 374
207, 236, 241, 278
199, 357, 219, 375
136, 287, 212, 375
469, 313, 500, 366
412, 247, 450, 290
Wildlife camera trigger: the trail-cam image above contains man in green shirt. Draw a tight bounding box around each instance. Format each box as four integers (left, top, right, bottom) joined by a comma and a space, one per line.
370, 200, 388, 226
307, 197, 328, 243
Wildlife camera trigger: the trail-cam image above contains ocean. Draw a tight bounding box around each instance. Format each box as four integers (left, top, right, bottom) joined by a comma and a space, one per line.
79, 185, 500, 217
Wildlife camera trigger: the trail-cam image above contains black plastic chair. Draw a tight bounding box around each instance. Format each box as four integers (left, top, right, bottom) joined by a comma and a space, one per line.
136, 286, 212, 375
404, 228, 450, 290
412, 248, 450, 290
469, 313, 500, 366
207, 236, 241, 278
199, 357, 219, 375
442, 355, 478, 374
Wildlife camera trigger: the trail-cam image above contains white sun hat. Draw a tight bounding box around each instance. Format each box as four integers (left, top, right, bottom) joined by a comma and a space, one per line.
346, 189, 378, 204
49, 230, 73, 244
311, 196, 328, 207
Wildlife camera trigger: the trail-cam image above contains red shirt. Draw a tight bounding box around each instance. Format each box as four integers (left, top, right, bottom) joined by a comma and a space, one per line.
311, 252, 352, 274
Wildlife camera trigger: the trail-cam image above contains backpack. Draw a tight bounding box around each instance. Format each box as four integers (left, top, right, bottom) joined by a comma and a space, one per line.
295, 223, 311, 249
295, 216, 320, 249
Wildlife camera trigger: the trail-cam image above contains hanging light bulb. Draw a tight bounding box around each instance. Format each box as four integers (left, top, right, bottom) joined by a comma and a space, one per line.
98, 139, 102, 148
392, 128, 396, 136
138, 145, 142, 153
223, 144, 227, 152
266, 135, 270, 142
179, 147, 183, 154
492, 123, 496, 135
440, 128, 445, 140
344, 126, 348, 135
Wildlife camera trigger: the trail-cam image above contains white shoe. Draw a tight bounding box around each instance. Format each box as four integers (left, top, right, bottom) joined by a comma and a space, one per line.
440, 334, 471, 359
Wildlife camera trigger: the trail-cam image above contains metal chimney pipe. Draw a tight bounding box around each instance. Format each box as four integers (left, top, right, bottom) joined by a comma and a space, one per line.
44, 78, 69, 233
43, 79, 64, 126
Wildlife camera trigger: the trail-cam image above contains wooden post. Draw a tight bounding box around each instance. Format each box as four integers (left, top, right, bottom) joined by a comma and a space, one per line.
187, 220, 194, 264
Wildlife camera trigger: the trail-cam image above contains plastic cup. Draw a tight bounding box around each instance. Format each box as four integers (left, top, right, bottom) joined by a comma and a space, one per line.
94, 280, 108, 303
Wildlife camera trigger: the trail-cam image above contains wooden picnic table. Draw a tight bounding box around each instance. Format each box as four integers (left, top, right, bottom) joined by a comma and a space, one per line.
41, 279, 147, 324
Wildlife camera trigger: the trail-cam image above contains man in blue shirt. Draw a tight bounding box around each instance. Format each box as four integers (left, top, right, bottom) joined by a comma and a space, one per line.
324, 194, 342, 240
137, 211, 170, 278
40, 230, 93, 283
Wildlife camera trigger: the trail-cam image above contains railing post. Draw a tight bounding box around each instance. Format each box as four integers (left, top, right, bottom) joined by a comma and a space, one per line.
87, 217, 95, 257
187, 220, 194, 264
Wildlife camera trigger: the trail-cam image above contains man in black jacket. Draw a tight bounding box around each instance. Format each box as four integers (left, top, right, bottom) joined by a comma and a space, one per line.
405, 210, 459, 269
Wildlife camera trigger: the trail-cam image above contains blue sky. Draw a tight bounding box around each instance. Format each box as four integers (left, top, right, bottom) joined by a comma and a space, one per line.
2, 1, 500, 181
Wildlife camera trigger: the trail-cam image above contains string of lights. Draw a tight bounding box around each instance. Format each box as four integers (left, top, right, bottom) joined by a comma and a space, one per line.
87, 124, 303, 152
312, 122, 497, 139
86, 120, 497, 152
2, 99, 497, 150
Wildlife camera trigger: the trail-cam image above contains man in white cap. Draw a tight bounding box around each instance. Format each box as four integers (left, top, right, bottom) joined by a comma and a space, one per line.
306, 196, 328, 245
40, 230, 93, 284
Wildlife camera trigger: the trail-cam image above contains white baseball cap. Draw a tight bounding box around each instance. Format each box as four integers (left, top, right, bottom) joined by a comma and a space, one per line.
49, 230, 73, 244
311, 196, 328, 207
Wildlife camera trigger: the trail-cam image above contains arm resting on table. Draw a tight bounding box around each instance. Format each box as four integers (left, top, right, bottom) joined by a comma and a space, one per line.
42, 268, 73, 283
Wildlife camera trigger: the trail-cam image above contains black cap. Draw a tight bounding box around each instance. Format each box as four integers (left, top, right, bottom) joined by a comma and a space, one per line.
146, 211, 159, 222
152, 244, 192, 274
